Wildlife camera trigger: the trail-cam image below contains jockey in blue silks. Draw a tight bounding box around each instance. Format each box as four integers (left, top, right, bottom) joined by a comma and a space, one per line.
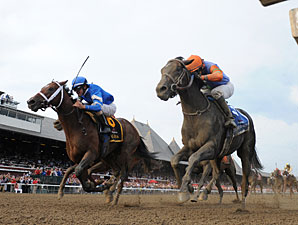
72, 76, 116, 158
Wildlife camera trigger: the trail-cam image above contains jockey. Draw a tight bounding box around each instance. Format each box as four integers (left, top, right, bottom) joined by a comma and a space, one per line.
284, 163, 292, 176
72, 76, 116, 157
275, 167, 281, 176
185, 55, 236, 128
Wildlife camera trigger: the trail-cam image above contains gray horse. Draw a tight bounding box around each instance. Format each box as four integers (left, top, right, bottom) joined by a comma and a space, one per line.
156, 58, 263, 208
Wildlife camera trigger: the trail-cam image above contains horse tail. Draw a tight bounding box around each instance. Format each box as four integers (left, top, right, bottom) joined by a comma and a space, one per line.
251, 147, 263, 171
238, 108, 264, 171
135, 137, 157, 173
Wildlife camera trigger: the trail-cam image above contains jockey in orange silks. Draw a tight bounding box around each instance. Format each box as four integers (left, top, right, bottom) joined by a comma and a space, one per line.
185, 55, 236, 128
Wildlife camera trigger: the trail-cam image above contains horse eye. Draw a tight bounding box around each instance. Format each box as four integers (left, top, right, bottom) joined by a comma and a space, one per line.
49, 87, 54, 92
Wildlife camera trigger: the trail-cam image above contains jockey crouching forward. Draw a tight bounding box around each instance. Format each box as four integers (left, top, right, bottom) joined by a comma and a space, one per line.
185, 55, 236, 128
72, 76, 116, 158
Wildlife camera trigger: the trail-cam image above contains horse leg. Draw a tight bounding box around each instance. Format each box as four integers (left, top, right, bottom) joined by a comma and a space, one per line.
171, 146, 189, 188
214, 177, 223, 204
75, 151, 112, 192
260, 182, 263, 194
58, 164, 77, 200
283, 179, 287, 195
87, 161, 109, 186
225, 166, 240, 203
191, 162, 212, 202
178, 143, 215, 203
112, 171, 128, 206
199, 160, 220, 201
238, 148, 251, 209
104, 171, 120, 204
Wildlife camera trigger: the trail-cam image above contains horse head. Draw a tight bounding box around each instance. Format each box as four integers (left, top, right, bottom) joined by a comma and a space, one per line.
27, 80, 68, 112
156, 58, 204, 101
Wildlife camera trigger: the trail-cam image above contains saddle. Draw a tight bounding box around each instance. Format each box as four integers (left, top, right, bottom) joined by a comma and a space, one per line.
85, 111, 124, 143
218, 107, 249, 159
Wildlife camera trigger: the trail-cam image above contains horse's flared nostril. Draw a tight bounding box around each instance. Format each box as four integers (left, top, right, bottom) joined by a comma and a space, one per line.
156, 85, 167, 94
160, 86, 167, 92
27, 98, 35, 105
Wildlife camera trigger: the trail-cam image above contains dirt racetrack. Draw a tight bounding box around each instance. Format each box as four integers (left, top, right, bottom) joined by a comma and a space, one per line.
1, 192, 298, 225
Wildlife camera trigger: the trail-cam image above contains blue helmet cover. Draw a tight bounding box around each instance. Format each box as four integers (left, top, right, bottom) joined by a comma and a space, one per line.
72, 76, 88, 89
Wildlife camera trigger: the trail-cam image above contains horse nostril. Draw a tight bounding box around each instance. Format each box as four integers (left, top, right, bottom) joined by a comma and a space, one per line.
27, 99, 35, 105
160, 86, 167, 92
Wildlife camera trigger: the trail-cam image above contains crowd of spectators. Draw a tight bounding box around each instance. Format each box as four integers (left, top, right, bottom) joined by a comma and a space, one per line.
0, 172, 40, 193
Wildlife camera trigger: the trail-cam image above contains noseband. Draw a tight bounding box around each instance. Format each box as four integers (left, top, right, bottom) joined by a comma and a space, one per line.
162, 59, 195, 92
38, 81, 64, 111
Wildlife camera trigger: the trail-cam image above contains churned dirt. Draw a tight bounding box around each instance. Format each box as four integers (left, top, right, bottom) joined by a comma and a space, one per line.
0, 192, 298, 225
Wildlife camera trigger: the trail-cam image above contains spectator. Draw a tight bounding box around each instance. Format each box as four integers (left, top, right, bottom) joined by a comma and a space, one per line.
34, 167, 41, 175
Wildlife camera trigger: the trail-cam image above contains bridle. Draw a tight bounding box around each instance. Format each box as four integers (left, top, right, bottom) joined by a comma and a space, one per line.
162, 59, 210, 116
38, 81, 64, 111
162, 59, 195, 93
38, 81, 74, 116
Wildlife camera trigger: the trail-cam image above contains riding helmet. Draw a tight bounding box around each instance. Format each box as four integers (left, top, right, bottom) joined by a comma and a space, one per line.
72, 76, 88, 89
185, 55, 204, 72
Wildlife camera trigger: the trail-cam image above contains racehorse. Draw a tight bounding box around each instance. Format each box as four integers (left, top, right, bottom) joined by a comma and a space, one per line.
191, 155, 240, 204
282, 171, 298, 197
27, 80, 156, 205
271, 170, 283, 194
156, 58, 263, 208
248, 170, 263, 194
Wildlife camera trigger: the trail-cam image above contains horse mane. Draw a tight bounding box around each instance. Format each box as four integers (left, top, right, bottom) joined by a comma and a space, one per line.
192, 74, 205, 91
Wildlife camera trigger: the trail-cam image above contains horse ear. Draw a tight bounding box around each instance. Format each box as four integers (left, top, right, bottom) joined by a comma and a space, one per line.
59, 80, 68, 86
183, 59, 194, 65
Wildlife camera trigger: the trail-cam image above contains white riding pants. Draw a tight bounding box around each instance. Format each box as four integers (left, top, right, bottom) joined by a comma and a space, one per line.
202, 81, 234, 100
102, 103, 117, 116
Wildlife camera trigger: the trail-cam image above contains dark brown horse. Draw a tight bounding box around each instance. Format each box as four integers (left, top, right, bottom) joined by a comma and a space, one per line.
156, 58, 263, 208
191, 155, 240, 204
27, 80, 156, 205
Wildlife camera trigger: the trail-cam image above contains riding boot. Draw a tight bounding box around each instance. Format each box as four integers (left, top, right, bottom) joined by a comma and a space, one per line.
101, 134, 110, 158
97, 113, 111, 158
216, 96, 237, 128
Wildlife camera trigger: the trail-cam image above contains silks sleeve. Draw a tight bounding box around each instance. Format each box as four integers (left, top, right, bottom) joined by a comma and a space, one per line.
201, 65, 223, 82
85, 94, 103, 111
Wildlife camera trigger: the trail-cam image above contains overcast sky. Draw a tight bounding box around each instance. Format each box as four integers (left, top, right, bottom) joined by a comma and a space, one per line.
1, 0, 298, 174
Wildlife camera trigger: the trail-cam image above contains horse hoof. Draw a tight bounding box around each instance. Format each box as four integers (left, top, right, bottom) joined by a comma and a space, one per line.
198, 191, 208, 201
177, 192, 190, 203
57, 192, 64, 200
105, 194, 113, 204
190, 196, 198, 203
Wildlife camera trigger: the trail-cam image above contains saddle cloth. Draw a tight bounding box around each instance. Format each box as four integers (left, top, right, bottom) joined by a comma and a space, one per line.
85, 111, 124, 143
229, 105, 249, 136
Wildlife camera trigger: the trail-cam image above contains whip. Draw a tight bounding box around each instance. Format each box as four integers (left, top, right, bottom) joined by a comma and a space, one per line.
71, 56, 90, 91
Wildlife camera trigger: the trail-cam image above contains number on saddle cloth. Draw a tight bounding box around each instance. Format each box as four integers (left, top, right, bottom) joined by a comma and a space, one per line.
84, 111, 124, 143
